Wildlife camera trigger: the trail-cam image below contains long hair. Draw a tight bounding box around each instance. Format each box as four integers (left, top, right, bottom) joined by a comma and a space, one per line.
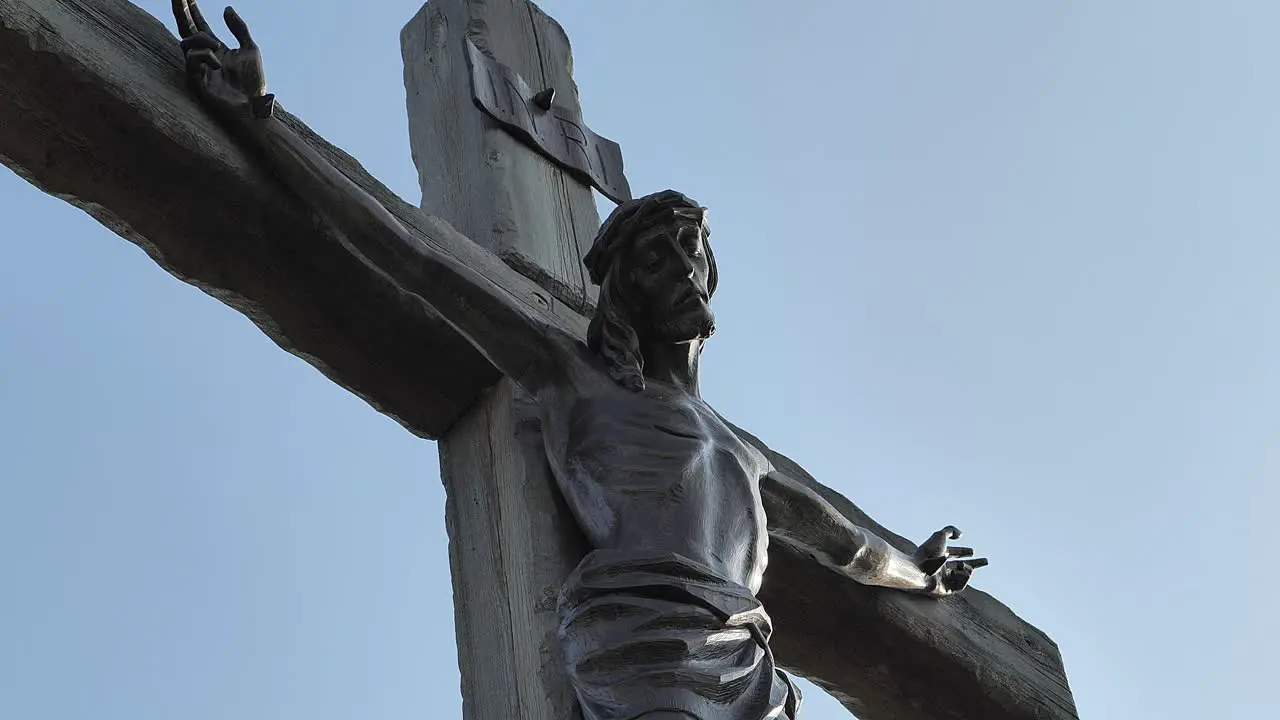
584, 190, 718, 391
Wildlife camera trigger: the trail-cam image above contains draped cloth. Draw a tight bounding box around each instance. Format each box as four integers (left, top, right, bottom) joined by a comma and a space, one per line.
558, 550, 801, 720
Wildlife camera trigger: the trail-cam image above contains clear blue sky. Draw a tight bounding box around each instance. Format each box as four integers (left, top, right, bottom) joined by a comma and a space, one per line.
2, 1, 1276, 718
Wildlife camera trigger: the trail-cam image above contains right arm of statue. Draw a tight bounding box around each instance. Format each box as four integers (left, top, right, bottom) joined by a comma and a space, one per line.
171, 3, 580, 392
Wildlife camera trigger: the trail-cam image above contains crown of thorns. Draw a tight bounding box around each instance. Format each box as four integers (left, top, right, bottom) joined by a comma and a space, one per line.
584, 190, 717, 293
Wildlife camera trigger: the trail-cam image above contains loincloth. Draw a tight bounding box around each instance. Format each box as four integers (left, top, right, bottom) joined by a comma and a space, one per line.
558, 550, 801, 720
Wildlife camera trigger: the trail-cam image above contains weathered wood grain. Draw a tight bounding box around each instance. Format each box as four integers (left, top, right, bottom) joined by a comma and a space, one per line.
0, 2, 1077, 719
403, 2, 597, 718
437, 380, 589, 720
402, 0, 599, 314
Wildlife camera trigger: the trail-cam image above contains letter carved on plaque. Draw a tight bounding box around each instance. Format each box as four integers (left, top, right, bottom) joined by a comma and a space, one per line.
465, 39, 632, 203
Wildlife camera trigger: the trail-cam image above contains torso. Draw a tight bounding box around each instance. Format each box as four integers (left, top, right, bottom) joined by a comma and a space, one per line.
539, 371, 772, 592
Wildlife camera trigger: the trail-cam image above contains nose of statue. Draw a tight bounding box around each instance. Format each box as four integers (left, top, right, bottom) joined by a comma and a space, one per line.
674, 251, 695, 278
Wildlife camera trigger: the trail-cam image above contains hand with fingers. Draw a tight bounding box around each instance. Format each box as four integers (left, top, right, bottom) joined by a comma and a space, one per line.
912, 525, 989, 597
172, 2, 274, 121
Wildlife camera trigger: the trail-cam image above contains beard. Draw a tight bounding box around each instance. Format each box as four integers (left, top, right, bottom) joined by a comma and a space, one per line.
650, 304, 716, 343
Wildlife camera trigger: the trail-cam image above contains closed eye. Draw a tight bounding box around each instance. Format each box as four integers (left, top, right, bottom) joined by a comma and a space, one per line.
653, 423, 701, 440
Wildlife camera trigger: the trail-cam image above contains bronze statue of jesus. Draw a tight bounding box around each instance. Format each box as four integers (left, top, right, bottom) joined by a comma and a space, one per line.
170, 5, 987, 718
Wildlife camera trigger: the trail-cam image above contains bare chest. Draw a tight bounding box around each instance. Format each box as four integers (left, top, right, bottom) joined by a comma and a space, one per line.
538, 381, 771, 580
557, 386, 767, 492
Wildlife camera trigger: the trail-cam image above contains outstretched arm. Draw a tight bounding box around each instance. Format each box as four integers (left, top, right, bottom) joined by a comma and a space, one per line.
761, 470, 987, 597
171, 3, 579, 393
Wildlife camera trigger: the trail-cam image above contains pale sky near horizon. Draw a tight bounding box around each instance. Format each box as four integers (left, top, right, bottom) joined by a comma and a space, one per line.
2, 1, 1278, 718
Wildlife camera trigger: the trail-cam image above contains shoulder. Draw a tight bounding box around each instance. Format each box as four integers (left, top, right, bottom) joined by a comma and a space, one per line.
530, 333, 614, 400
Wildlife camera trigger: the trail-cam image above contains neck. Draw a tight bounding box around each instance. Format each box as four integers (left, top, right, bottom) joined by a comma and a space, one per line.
639, 337, 702, 396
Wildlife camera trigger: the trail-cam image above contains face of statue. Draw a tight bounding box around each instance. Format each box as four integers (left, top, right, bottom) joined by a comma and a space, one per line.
624, 221, 715, 343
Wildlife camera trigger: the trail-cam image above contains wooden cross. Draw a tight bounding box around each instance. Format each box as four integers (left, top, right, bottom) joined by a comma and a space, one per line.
0, 1, 1078, 718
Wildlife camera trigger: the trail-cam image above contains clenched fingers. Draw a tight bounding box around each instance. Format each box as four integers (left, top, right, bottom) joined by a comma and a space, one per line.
185, 47, 221, 72
184, 47, 220, 88
180, 31, 222, 53
918, 556, 947, 576
943, 558, 989, 590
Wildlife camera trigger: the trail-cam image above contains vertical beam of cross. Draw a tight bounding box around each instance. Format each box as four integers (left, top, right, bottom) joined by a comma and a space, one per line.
401, 1, 599, 717
404, 0, 601, 315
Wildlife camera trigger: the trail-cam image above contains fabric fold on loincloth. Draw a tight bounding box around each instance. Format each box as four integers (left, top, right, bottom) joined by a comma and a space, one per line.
559, 550, 801, 720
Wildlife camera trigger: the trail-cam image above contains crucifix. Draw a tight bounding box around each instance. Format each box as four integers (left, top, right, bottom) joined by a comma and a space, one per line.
0, 1, 1078, 718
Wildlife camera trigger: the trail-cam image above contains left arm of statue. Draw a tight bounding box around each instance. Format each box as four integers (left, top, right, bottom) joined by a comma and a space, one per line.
167, 3, 586, 395
760, 470, 987, 597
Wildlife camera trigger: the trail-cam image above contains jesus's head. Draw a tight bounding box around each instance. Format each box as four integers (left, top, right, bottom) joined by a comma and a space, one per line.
584, 190, 719, 391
